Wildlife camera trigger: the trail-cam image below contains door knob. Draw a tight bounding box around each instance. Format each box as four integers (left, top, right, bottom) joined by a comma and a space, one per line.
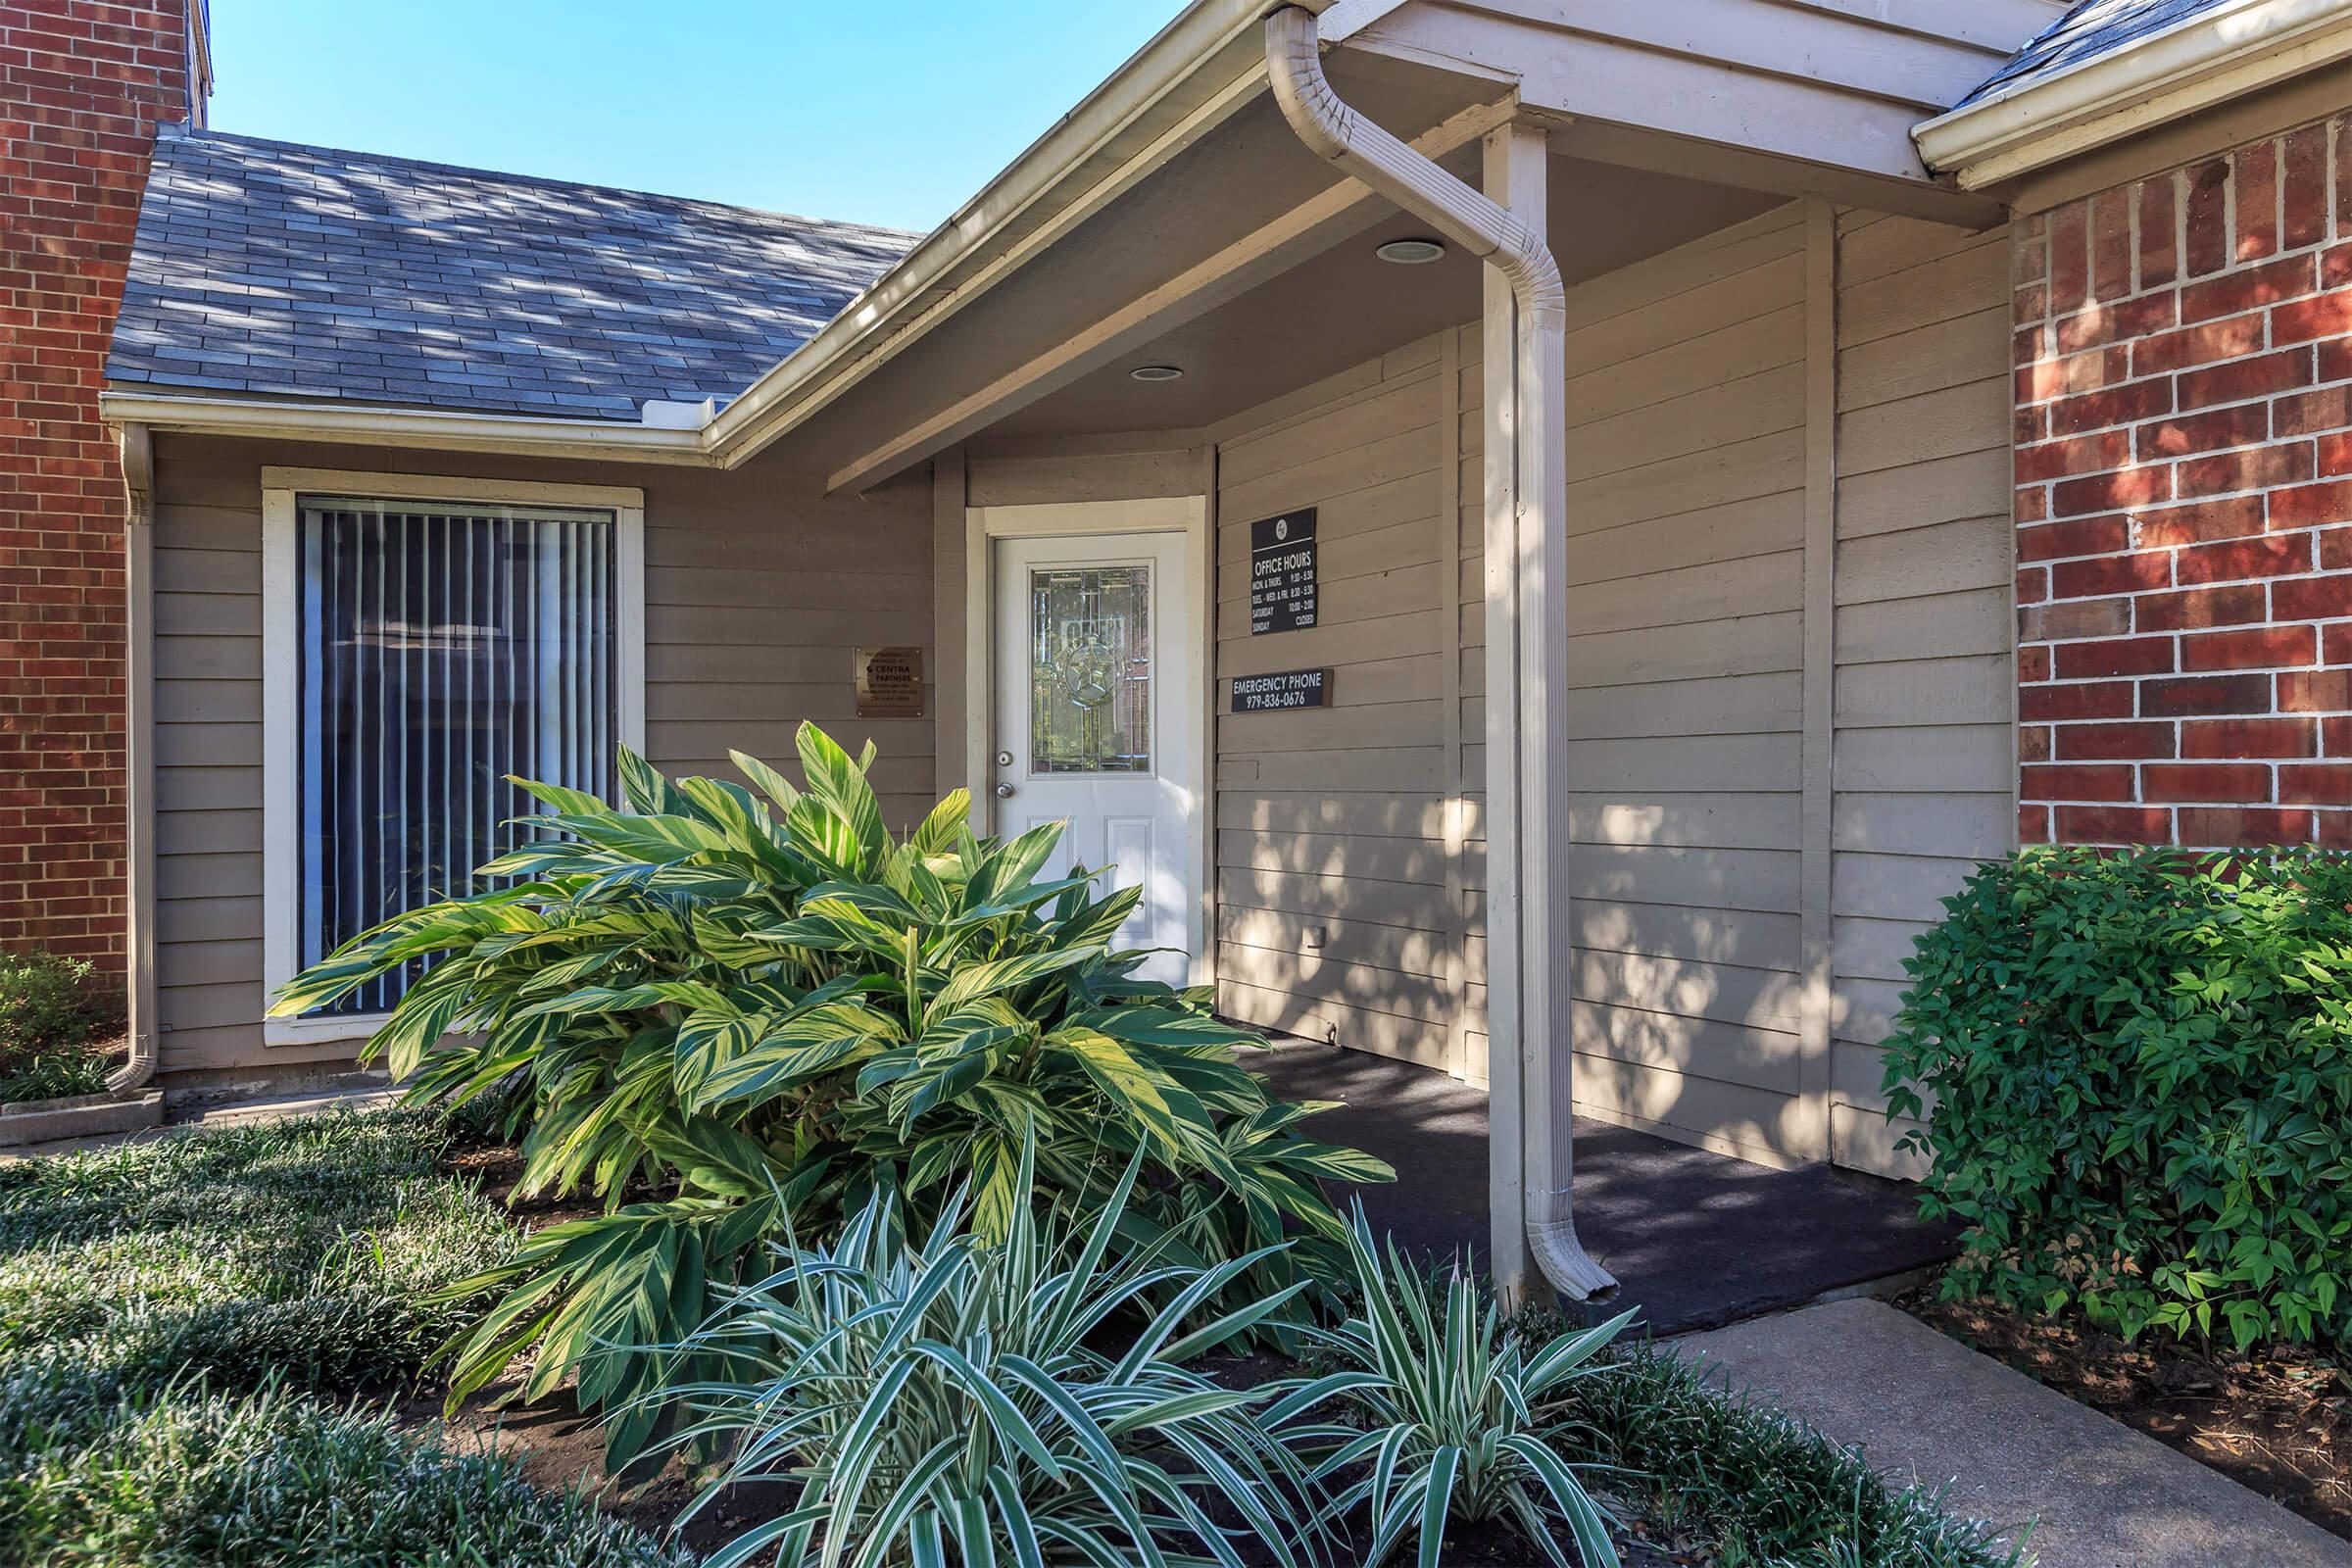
995, 782, 1015, 799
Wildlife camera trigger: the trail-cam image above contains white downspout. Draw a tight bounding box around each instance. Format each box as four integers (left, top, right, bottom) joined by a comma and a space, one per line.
1264, 6, 1614, 1302
112, 423, 160, 1095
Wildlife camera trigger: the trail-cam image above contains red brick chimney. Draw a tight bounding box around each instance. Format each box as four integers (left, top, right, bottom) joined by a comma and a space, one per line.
0, 0, 208, 960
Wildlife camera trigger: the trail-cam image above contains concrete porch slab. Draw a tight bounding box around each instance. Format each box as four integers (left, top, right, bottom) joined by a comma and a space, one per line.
1679, 1298, 2352, 1568
1252, 1043, 1960, 1335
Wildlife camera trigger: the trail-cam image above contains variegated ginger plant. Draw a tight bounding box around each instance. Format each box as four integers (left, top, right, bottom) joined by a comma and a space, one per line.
271, 722, 1390, 1469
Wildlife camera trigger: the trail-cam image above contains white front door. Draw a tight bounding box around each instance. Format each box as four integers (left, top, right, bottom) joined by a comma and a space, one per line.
992, 529, 1200, 985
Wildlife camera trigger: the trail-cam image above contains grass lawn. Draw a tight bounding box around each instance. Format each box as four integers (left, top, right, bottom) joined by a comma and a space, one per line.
0, 1110, 2029, 1567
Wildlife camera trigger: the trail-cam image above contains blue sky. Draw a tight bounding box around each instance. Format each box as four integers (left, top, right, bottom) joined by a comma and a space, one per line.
207, 2, 1178, 233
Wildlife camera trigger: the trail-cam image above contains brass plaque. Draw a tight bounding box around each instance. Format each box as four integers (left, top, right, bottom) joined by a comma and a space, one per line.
855, 646, 925, 718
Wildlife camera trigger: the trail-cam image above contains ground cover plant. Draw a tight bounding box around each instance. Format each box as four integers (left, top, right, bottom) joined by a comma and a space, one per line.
0, 1109, 513, 1393
273, 723, 1392, 1467
0, 1367, 690, 1568
1552, 1341, 2032, 1568
0, 1108, 693, 1567
0, 950, 118, 1103
1882, 848, 2352, 1349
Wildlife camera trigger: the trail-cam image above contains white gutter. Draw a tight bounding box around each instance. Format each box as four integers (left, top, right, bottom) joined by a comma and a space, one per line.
1917, 0, 2352, 190
1264, 5, 1615, 1304
98, 391, 716, 466
701, 0, 1377, 468
113, 424, 159, 1095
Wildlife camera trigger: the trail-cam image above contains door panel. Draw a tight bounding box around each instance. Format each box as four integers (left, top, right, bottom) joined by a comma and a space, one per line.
994, 530, 1198, 984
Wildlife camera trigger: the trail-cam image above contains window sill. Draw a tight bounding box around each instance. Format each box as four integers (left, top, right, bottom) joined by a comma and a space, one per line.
263, 1010, 391, 1051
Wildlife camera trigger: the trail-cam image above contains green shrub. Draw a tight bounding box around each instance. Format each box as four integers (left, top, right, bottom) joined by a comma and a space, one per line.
672, 1146, 1322, 1568
0, 950, 116, 1103
276, 723, 1389, 1467
0, 1111, 514, 1394
0, 1366, 687, 1568
1882, 847, 2352, 1348
1274, 1211, 1634, 1568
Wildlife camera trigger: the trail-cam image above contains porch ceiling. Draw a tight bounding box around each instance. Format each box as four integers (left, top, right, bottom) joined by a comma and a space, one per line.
989, 155, 1783, 440
794, 37, 1799, 488
790, 51, 1487, 484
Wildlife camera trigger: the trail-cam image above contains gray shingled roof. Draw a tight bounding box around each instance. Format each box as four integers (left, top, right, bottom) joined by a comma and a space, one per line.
1956, 0, 2236, 109
107, 125, 920, 420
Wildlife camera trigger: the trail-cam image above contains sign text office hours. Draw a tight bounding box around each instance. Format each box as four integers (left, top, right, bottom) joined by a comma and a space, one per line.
1233, 508, 1329, 713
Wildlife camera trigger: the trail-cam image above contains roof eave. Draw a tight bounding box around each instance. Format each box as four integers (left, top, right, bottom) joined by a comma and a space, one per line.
701, 0, 1397, 471
1915, 0, 2352, 191
99, 389, 718, 466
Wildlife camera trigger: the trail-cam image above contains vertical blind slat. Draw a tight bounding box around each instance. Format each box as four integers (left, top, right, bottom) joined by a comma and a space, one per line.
296, 498, 617, 1016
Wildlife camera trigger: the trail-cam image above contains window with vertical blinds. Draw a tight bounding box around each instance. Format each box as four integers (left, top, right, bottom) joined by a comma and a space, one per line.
295, 497, 617, 1016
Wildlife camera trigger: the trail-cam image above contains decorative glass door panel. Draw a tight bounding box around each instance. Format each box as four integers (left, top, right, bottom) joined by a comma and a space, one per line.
1029, 564, 1151, 775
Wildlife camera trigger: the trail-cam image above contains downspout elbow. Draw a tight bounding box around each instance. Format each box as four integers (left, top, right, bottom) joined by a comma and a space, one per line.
1264, 6, 1562, 324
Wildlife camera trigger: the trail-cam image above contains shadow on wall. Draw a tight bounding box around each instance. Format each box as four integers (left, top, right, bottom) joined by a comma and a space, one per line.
1221, 805, 1845, 1169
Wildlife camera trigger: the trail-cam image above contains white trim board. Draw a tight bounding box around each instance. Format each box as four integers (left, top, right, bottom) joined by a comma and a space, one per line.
962, 494, 1213, 989
259, 468, 646, 1049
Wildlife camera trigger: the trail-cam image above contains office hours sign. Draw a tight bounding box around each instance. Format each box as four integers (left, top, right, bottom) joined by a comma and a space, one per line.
1248, 508, 1317, 634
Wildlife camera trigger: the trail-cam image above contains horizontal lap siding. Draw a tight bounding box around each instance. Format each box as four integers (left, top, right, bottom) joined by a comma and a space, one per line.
1213, 336, 1466, 1069
149, 435, 930, 1088
1830, 214, 2018, 1176
1546, 205, 1815, 1166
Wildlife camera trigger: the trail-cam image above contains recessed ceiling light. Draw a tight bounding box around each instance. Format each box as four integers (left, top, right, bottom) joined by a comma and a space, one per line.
1376, 237, 1446, 265
1129, 365, 1185, 382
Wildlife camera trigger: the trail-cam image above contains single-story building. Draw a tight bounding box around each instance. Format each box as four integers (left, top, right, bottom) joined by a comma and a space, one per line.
16, 0, 2352, 1302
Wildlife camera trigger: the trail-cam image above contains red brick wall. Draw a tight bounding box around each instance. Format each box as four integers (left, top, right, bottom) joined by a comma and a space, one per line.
0, 0, 196, 958
2015, 117, 2352, 852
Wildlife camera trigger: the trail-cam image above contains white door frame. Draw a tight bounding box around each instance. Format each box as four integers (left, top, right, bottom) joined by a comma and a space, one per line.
963, 496, 1212, 986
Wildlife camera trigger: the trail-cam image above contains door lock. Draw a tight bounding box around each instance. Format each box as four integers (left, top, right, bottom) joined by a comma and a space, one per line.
994, 782, 1016, 799
995, 750, 1014, 767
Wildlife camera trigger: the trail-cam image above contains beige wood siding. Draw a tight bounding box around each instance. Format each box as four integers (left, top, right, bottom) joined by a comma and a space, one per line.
1211, 334, 1469, 1070
1829, 213, 2017, 1176
1205, 201, 2015, 1176
1497, 206, 1816, 1167
149, 435, 931, 1091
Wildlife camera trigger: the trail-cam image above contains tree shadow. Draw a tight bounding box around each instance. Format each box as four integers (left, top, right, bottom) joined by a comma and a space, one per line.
1252, 1041, 1958, 1337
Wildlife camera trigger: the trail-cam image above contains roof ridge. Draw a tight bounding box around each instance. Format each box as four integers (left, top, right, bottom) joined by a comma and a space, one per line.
159, 122, 928, 243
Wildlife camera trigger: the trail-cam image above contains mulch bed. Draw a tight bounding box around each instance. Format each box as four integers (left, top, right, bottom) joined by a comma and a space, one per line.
1900, 1286, 2352, 1541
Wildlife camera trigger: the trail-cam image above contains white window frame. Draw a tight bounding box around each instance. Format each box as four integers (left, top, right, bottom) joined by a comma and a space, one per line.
259, 467, 646, 1048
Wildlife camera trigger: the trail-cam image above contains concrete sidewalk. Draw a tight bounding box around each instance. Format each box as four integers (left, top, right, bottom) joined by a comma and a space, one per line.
1678, 1298, 2352, 1568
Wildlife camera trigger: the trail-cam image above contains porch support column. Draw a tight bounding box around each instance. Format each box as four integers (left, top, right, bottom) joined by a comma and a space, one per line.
1262, 8, 1609, 1307
1480, 125, 1540, 1299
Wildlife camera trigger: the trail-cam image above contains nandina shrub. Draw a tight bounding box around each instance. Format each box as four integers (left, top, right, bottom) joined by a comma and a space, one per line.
0, 950, 119, 1103
1883, 847, 2352, 1348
